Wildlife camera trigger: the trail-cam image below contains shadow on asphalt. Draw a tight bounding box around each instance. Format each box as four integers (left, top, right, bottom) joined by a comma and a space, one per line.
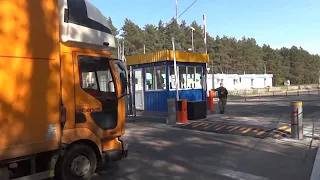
92, 123, 317, 180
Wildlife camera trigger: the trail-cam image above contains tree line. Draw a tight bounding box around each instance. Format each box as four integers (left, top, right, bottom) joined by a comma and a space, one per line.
106, 17, 320, 86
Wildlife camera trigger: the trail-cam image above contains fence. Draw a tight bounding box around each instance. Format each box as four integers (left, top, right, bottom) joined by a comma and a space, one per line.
227, 84, 320, 96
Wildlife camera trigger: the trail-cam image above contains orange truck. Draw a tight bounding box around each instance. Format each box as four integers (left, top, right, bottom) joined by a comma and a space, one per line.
0, 0, 128, 179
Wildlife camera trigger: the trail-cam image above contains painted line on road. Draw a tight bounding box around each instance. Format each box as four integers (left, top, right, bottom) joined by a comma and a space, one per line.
200, 165, 269, 180
193, 122, 205, 128
216, 125, 227, 131
242, 128, 252, 134
310, 147, 320, 180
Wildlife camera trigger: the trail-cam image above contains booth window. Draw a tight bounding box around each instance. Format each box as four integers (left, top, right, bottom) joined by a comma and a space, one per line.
155, 66, 166, 90
187, 67, 195, 88
145, 67, 155, 90
169, 66, 202, 90
195, 67, 202, 89
179, 66, 187, 89
146, 66, 166, 91
169, 66, 177, 89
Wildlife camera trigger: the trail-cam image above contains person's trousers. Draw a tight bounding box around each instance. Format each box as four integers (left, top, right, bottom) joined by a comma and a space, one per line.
218, 98, 227, 112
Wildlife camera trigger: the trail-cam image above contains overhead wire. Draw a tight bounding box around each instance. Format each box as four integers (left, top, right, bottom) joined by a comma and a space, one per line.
162, 0, 200, 32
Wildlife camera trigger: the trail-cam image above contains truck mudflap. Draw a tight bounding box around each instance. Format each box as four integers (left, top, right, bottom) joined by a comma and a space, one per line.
101, 138, 128, 163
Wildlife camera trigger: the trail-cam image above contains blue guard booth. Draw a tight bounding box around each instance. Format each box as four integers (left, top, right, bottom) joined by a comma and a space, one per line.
127, 50, 209, 113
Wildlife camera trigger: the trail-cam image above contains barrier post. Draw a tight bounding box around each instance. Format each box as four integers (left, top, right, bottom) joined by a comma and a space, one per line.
207, 90, 214, 111
290, 101, 303, 139
177, 99, 188, 124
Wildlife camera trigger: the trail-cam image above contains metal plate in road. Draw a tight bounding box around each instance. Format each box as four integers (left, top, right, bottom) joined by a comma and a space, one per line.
174, 121, 291, 139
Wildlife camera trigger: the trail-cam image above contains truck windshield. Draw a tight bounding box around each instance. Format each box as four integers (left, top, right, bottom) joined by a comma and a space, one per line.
78, 55, 115, 96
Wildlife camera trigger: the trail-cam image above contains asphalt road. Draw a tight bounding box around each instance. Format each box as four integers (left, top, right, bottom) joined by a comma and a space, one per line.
226, 93, 320, 119
91, 93, 320, 180
92, 122, 316, 180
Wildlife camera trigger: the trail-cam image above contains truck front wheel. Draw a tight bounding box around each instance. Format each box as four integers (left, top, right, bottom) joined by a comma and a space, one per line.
55, 144, 97, 180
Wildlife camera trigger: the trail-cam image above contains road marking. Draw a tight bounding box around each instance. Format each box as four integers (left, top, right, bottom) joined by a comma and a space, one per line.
229, 126, 239, 132
202, 123, 212, 128
257, 130, 266, 136
253, 129, 259, 133
216, 125, 227, 131
204, 124, 215, 129
191, 122, 200, 127
310, 145, 320, 180
242, 128, 252, 134
200, 165, 269, 180
278, 125, 291, 133
273, 132, 281, 138
226, 126, 234, 129
193, 123, 205, 128
214, 125, 223, 128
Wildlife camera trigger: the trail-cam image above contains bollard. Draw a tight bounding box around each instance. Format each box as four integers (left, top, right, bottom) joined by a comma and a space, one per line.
207, 90, 214, 111
308, 89, 310, 95
273, 92, 275, 98
177, 99, 188, 124
259, 93, 261, 100
286, 91, 288, 97
297, 90, 300, 96
290, 101, 303, 139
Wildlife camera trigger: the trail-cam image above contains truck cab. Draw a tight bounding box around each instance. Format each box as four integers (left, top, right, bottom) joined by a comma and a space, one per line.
0, 0, 128, 179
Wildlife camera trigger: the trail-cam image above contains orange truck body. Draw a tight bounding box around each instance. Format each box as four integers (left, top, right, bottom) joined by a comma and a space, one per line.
0, 0, 128, 179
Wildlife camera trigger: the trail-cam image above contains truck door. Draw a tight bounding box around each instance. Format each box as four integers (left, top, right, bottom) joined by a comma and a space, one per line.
74, 54, 124, 136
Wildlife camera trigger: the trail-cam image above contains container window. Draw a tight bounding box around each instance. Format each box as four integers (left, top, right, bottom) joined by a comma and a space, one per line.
195, 67, 202, 89
145, 67, 155, 90
155, 66, 166, 90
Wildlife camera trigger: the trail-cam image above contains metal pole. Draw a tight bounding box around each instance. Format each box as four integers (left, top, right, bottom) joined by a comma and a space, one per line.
143, 44, 146, 54
211, 62, 214, 90
175, 0, 178, 23
290, 101, 303, 139
203, 14, 207, 54
191, 29, 194, 52
172, 37, 179, 101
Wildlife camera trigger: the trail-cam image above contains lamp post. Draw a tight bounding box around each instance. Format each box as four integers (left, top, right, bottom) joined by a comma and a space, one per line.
189, 26, 195, 52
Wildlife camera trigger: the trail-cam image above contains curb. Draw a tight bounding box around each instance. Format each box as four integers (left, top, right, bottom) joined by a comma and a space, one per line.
310, 146, 320, 180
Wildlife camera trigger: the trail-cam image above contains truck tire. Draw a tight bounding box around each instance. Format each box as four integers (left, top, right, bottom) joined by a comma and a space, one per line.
54, 144, 97, 180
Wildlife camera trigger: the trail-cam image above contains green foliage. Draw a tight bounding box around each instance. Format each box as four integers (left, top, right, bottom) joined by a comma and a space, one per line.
106, 17, 320, 86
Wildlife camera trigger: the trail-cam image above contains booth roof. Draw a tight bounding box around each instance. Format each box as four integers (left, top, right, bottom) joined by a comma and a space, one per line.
126, 50, 209, 66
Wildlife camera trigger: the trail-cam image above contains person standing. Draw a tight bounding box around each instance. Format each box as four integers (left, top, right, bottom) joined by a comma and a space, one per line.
212, 83, 228, 114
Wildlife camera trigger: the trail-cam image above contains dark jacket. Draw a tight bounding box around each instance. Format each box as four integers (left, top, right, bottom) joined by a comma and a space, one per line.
214, 87, 228, 98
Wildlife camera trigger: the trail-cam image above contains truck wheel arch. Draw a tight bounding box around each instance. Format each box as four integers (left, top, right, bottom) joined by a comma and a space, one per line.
62, 128, 102, 156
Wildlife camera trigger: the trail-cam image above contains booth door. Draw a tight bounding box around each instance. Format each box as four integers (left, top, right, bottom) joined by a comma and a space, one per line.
134, 69, 144, 110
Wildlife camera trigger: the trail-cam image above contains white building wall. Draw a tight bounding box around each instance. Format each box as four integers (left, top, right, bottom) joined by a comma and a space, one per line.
207, 74, 273, 90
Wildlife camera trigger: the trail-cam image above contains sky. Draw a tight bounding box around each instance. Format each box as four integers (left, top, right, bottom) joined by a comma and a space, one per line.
89, 0, 320, 55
